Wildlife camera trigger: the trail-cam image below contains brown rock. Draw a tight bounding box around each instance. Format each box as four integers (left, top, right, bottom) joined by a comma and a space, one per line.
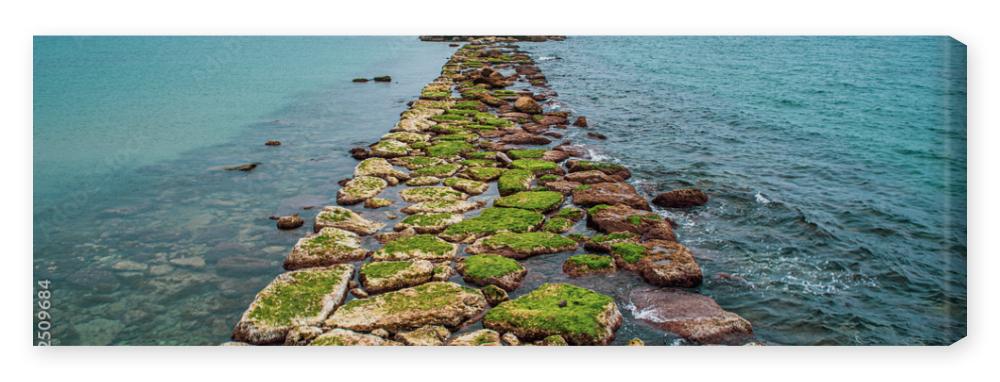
652, 189, 710, 208
501, 132, 551, 145
275, 214, 304, 230
536, 115, 567, 126
565, 170, 617, 184
566, 160, 631, 180
224, 162, 260, 172
514, 96, 542, 114
628, 288, 753, 344
572, 182, 650, 210
554, 144, 590, 159
349, 147, 369, 160
543, 180, 582, 195
587, 132, 608, 140
587, 204, 676, 241
373, 75, 392, 82
573, 116, 588, 127
636, 240, 702, 288
265, 140, 282, 146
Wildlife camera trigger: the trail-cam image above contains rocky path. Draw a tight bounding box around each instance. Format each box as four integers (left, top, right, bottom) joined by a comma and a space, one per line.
227, 36, 755, 346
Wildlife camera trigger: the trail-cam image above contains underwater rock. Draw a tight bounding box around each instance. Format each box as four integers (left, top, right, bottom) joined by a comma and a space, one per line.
628, 288, 753, 345
224, 162, 260, 172
587, 132, 608, 140
572, 116, 588, 127
265, 140, 282, 146
652, 188, 710, 208
483, 283, 622, 345
349, 147, 370, 160
373, 75, 392, 82
455, 254, 527, 291
364, 197, 393, 209
324, 281, 488, 333
313, 206, 385, 236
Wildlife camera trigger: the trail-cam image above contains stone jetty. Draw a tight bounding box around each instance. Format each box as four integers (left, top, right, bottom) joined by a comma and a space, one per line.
230, 36, 753, 346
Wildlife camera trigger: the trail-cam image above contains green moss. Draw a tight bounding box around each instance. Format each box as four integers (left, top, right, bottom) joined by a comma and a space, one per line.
566, 254, 614, 270
465, 151, 497, 160
539, 335, 569, 346
412, 163, 462, 177
538, 174, 560, 182
382, 132, 428, 143
484, 283, 615, 340
492, 89, 517, 97
429, 124, 467, 135
361, 261, 412, 280
380, 234, 455, 256
590, 232, 638, 244
444, 177, 486, 192
442, 207, 544, 237
248, 266, 350, 326
339, 282, 472, 315
475, 115, 513, 127
427, 141, 474, 158
511, 159, 558, 174
611, 242, 648, 264
420, 91, 450, 100
444, 108, 479, 116
464, 166, 505, 181
463, 254, 524, 280
574, 184, 592, 192
507, 149, 545, 159
341, 176, 386, 197
587, 204, 612, 216
554, 207, 585, 221
400, 186, 466, 202
626, 213, 661, 226
460, 159, 498, 168
301, 228, 356, 252
453, 101, 483, 110
479, 232, 577, 252
434, 132, 477, 142
466, 124, 498, 132
400, 212, 455, 227
542, 217, 574, 233
494, 191, 564, 212
571, 160, 627, 173
430, 113, 468, 123
498, 169, 534, 195
393, 156, 445, 170
317, 207, 351, 223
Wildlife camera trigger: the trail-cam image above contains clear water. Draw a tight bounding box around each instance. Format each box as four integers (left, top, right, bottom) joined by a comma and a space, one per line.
33, 36, 966, 345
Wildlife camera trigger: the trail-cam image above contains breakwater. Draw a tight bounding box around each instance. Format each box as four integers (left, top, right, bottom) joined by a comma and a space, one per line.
228, 36, 755, 346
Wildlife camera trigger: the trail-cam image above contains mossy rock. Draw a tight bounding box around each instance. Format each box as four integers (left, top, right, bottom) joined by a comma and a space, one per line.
460, 159, 499, 168
563, 254, 617, 277
636, 240, 703, 288
584, 231, 640, 252
325, 281, 488, 332
354, 157, 409, 180
394, 212, 463, 234
456, 254, 527, 291
510, 159, 561, 175
566, 160, 631, 180
313, 205, 385, 236
463, 166, 505, 182
447, 329, 502, 346
406, 176, 442, 186
394, 325, 450, 346
542, 217, 574, 233
439, 207, 544, 243
337, 176, 388, 205
430, 113, 469, 123
444, 177, 489, 195
465, 151, 498, 160
452, 100, 485, 110
433, 132, 478, 143
494, 191, 565, 212
382, 131, 430, 144
400, 186, 468, 203
309, 328, 400, 346
554, 207, 585, 222
233, 265, 354, 345
411, 163, 462, 178
610, 242, 649, 272
498, 169, 534, 196
401, 199, 481, 215
285, 227, 367, 270
483, 283, 623, 345
507, 149, 546, 159
360, 260, 435, 294
427, 140, 475, 158
466, 232, 578, 259
364, 197, 393, 209
390, 156, 448, 170
370, 139, 411, 158
429, 123, 467, 135
481, 284, 509, 306
373, 234, 458, 262
536, 335, 569, 346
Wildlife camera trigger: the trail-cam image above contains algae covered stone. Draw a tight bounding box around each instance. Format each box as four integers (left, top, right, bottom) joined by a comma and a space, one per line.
439, 207, 544, 243
541, 217, 574, 233
563, 254, 617, 277
455, 254, 527, 291
401, 199, 481, 215
364, 197, 393, 209
447, 329, 502, 346
360, 260, 436, 294
373, 234, 458, 262
507, 149, 546, 160
313, 205, 385, 236
483, 283, 623, 345
233, 264, 354, 344
565, 160, 631, 180
427, 140, 475, 158
394, 325, 450, 346
284, 227, 367, 270
463, 166, 505, 181
324, 281, 488, 332
354, 157, 409, 181
510, 159, 561, 176
610, 242, 650, 272
444, 177, 489, 195
391, 155, 448, 170
406, 176, 442, 186
412, 163, 462, 178
585, 231, 639, 253
466, 231, 578, 259
636, 240, 702, 288
337, 176, 388, 205
370, 139, 411, 158
481, 284, 509, 306
494, 190, 564, 212
308, 328, 400, 346
394, 212, 463, 234
498, 169, 534, 196
400, 186, 468, 203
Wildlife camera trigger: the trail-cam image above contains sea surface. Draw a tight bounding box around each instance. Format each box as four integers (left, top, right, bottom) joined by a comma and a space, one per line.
33, 36, 966, 345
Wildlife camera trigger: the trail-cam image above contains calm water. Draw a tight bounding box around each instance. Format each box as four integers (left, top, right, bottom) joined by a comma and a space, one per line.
33, 36, 966, 345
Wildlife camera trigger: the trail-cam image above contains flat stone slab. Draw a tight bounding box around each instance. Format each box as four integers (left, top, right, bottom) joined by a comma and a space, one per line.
360, 260, 436, 294
444, 177, 489, 195
394, 212, 464, 234
370, 139, 411, 158
466, 231, 578, 260
314, 206, 385, 236
636, 240, 702, 288
308, 328, 400, 346
401, 200, 481, 215
565, 160, 631, 180
394, 325, 450, 346
406, 176, 442, 186
285, 227, 367, 270
563, 254, 617, 277
497, 169, 534, 196
565, 170, 618, 184
354, 157, 410, 181
462, 166, 505, 181
584, 231, 640, 253
572, 182, 650, 210
372, 234, 458, 262
587, 204, 676, 242
391, 155, 449, 170
233, 264, 354, 345
411, 163, 462, 178
447, 329, 502, 346
494, 190, 565, 212
337, 176, 388, 205
627, 288, 753, 345
483, 283, 623, 345
400, 186, 468, 203
439, 207, 545, 243
325, 281, 488, 333
510, 159, 562, 176
455, 254, 527, 291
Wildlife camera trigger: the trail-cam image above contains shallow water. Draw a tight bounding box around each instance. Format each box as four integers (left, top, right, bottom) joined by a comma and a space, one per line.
33, 36, 966, 345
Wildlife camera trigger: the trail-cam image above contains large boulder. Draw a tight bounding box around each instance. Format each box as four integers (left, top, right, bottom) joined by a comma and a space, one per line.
313, 206, 385, 236
324, 282, 488, 332
572, 182, 650, 210
587, 204, 676, 242
455, 254, 527, 291
360, 260, 436, 294
627, 288, 753, 345
513, 96, 542, 114
337, 176, 388, 205
652, 189, 709, 208
232, 265, 354, 344
372, 234, 458, 262
483, 283, 622, 345
284, 227, 367, 270
466, 231, 578, 259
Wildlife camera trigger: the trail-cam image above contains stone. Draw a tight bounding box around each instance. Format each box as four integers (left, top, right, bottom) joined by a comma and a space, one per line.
466, 231, 578, 260
431, 263, 454, 281
462, 166, 505, 181
265, 140, 282, 146
406, 176, 442, 186
337, 176, 388, 205
112, 260, 148, 272
455, 254, 527, 291
372, 234, 458, 262
364, 197, 393, 209
313, 206, 385, 236
573, 116, 588, 127
394, 325, 450, 346
501, 132, 551, 145
169, 256, 206, 269
541, 150, 569, 162
562, 254, 617, 277
401, 200, 481, 215
544, 180, 582, 195
514, 96, 542, 114
480, 284, 509, 306
565, 170, 618, 184
284, 227, 367, 270
352, 78, 369, 83
494, 190, 565, 212
554, 144, 590, 159
652, 188, 710, 208
149, 264, 174, 276
439, 207, 545, 243
360, 260, 436, 294
325, 282, 488, 332
284, 325, 324, 345
444, 177, 489, 195
536, 335, 568, 346
276, 214, 305, 230
399, 186, 468, 203
628, 338, 645, 346
373, 75, 392, 82
224, 162, 260, 172
350, 287, 369, 299
587, 204, 676, 242
510, 159, 562, 176
483, 283, 622, 345
370, 139, 411, 158
390, 155, 448, 170
309, 329, 400, 346
627, 288, 753, 345
371, 328, 391, 338
501, 332, 521, 346
448, 329, 502, 346
349, 147, 369, 160
354, 157, 410, 181
394, 213, 463, 234
232, 264, 354, 345
498, 169, 534, 196
411, 163, 462, 178
584, 231, 640, 253
572, 182, 650, 210
566, 160, 631, 180
636, 240, 702, 288
587, 132, 608, 140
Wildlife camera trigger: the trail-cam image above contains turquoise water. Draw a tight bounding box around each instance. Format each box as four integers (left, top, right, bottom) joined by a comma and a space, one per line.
33, 37, 965, 345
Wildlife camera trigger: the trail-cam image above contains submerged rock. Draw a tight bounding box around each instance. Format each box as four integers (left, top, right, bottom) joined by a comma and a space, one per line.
372, 234, 458, 262
394, 325, 450, 346
455, 254, 527, 291
284, 227, 367, 270
224, 162, 260, 172
324, 281, 488, 332
313, 206, 385, 236
562, 254, 617, 277
483, 283, 622, 345
448, 329, 502, 346
360, 260, 436, 294
466, 231, 578, 259
373, 75, 392, 82
572, 182, 650, 210
232, 264, 354, 345
265, 140, 282, 146
572, 116, 588, 127
337, 176, 388, 205
309, 328, 400, 346
652, 188, 710, 208
628, 288, 753, 345
439, 207, 545, 243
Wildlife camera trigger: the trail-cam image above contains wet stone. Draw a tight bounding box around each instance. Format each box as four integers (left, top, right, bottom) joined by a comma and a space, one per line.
439, 207, 544, 243
455, 254, 527, 291
466, 231, 578, 260
483, 283, 623, 345
372, 234, 458, 262
324, 281, 488, 333
284, 227, 367, 270
394, 325, 450, 346
399, 186, 468, 203
313, 205, 385, 236
360, 260, 436, 294
309, 328, 400, 346
394, 212, 464, 234
337, 176, 388, 205
563, 254, 617, 277
448, 329, 502, 346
